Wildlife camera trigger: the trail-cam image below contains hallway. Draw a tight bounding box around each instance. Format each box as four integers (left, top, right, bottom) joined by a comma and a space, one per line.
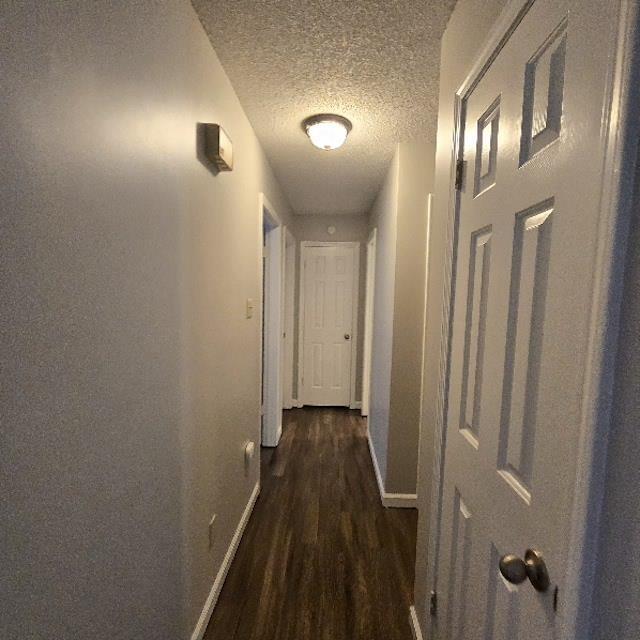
205, 408, 418, 640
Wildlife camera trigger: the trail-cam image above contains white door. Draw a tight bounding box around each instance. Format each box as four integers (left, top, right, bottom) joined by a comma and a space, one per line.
437, 1, 628, 638
301, 244, 357, 406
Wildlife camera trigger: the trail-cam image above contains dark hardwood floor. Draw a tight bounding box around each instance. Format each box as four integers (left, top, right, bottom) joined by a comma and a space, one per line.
204, 407, 418, 640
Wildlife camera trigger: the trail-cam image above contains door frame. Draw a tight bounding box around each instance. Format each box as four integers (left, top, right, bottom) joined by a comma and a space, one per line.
259, 193, 285, 448
424, 1, 640, 639
416, 194, 433, 482
283, 229, 296, 410
361, 228, 377, 417
298, 241, 360, 408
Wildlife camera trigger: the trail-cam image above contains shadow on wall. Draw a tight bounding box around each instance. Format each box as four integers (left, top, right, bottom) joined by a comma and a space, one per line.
196, 122, 221, 176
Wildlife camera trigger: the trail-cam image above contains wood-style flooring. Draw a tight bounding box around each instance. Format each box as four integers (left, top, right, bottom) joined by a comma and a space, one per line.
204, 407, 418, 640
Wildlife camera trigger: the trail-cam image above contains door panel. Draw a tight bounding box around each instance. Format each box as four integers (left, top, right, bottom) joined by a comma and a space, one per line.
437, 0, 622, 638
302, 245, 356, 406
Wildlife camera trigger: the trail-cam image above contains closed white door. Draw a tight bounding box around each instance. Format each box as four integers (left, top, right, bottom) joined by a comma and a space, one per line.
302, 244, 357, 406
437, 1, 627, 638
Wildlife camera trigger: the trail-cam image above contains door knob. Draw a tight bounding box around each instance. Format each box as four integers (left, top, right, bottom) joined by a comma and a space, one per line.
344, 334, 351, 340
499, 549, 550, 592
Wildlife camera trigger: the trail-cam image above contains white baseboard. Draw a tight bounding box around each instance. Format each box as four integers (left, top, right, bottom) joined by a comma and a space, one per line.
367, 426, 386, 501
366, 428, 418, 509
190, 481, 260, 640
409, 606, 424, 640
350, 400, 363, 410
383, 493, 418, 508
292, 399, 304, 408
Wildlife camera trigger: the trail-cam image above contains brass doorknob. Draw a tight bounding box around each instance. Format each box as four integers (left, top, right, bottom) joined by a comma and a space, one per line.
499, 549, 550, 592
344, 334, 351, 340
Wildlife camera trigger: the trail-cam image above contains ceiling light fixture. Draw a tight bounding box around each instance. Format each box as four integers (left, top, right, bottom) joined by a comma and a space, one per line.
302, 114, 352, 151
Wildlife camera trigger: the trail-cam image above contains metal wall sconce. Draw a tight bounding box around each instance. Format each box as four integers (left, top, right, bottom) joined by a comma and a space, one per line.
203, 124, 234, 171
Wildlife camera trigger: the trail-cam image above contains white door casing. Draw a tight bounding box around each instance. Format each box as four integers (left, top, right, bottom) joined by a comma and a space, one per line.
433, 1, 636, 639
300, 242, 359, 407
283, 230, 296, 410
362, 229, 377, 417
260, 194, 284, 447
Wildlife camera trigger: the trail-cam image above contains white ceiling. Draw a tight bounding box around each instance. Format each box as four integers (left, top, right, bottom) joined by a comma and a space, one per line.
192, 0, 456, 215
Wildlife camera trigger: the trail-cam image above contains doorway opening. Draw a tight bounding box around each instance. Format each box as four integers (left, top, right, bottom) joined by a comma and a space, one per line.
298, 241, 360, 407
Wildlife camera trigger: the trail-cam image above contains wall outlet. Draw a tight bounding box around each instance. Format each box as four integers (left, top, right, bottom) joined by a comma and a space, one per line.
208, 514, 217, 550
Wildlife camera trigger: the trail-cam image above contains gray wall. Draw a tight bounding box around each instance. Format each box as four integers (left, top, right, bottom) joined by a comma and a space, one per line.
590, 146, 640, 640
411, 0, 509, 630
0, 1, 293, 638
368, 152, 400, 484
387, 141, 434, 494
367, 141, 433, 495
290, 215, 369, 403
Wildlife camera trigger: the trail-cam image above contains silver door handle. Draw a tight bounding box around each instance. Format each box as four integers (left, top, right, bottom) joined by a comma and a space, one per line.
499, 549, 550, 592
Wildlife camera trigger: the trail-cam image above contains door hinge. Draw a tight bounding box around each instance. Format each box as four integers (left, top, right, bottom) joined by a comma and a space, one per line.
455, 159, 465, 191
430, 590, 438, 616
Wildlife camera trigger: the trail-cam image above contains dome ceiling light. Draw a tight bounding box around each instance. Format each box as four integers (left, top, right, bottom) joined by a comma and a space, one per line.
302, 114, 353, 151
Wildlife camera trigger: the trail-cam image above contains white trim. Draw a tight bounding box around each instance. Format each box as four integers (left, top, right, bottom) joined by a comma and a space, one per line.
298, 241, 361, 408
367, 425, 386, 501
424, 2, 640, 638
260, 193, 284, 448
562, 2, 640, 638
350, 401, 363, 410
291, 399, 304, 409
367, 426, 417, 509
361, 227, 377, 417
262, 424, 283, 450
283, 229, 296, 410
383, 493, 418, 509
190, 482, 260, 640
409, 606, 424, 640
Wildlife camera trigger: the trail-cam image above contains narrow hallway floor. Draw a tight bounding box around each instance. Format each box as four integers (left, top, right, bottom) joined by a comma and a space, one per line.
204, 407, 418, 640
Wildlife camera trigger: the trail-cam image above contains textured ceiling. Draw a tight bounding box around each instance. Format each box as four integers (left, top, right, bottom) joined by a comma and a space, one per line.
192, 0, 457, 215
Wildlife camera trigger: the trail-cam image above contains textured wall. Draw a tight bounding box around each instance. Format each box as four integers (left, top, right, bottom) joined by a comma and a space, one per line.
411, 0, 510, 632
0, 1, 292, 638
290, 215, 369, 403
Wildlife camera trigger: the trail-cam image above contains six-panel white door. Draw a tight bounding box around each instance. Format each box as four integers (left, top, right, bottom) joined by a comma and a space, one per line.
437, 0, 623, 638
301, 244, 357, 407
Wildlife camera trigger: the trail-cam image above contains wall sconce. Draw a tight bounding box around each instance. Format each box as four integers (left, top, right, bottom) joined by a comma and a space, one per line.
203, 124, 233, 171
